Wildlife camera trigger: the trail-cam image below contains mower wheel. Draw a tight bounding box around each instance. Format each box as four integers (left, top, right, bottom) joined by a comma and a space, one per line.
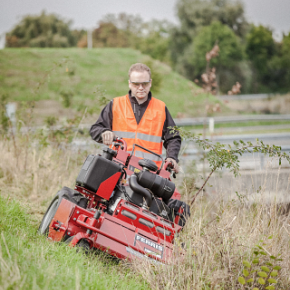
65, 236, 91, 254
76, 239, 91, 255
38, 187, 86, 236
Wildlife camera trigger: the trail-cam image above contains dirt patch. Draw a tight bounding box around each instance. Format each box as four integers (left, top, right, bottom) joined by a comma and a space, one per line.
224, 94, 290, 114
33, 100, 76, 125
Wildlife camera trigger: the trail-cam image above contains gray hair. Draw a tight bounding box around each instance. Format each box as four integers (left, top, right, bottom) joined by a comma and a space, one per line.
128, 63, 151, 78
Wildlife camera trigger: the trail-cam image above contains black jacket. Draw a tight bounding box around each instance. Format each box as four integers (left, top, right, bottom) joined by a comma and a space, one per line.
90, 91, 181, 162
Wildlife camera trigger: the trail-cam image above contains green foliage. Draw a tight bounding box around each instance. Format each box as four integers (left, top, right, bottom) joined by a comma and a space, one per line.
246, 25, 275, 73
178, 21, 244, 92
265, 32, 290, 93
45, 116, 58, 127
171, 0, 250, 93
0, 94, 10, 133
60, 90, 73, 108
172, 0, 290, 93
136, 20, 173, 63
170, 126, 290, 204
176, 0, 249, 38
93, 22, 130, 48
100, 13, 144, 47
174, 126, 290, 177
238, 241, 282, 289
6, 11, 76, 48
93, 13, 172, 63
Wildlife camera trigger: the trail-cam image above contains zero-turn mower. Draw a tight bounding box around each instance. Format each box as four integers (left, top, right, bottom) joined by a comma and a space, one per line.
38, 138, 190, 264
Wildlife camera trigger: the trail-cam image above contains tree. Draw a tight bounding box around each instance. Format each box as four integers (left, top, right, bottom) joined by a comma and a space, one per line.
170, 0, 249, 92
92, 22, 130, 48
94, 13, 143, 48
93, 13, 173, 63
263, 32, 290, 92
176, 21, 244, 92
176, 0, 249, 38
246, 25, 276, 77
136, 20, 173, 63
6, 11, 76, 48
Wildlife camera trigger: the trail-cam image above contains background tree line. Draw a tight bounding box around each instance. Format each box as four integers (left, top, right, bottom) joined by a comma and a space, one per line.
5, 1, 290, 94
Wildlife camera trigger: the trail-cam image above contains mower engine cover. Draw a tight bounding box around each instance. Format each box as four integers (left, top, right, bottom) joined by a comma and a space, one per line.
76, 154, 122, 194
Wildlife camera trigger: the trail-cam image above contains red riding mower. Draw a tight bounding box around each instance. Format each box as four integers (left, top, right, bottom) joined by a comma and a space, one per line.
38, 138, 190, 264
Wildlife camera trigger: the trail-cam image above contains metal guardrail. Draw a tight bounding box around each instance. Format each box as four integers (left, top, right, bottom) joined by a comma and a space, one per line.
174, 114, 290, 126
218, 94, 272, 100
181, 145, 290, 156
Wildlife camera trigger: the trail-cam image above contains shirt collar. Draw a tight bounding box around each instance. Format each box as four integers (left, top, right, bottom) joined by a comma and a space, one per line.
128, 90, 152, 105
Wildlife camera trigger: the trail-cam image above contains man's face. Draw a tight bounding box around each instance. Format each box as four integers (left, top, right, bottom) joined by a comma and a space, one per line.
128, 71, 152, 103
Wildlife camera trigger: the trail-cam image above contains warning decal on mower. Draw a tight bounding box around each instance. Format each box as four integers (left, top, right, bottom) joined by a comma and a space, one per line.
134, 234, 163, 258
129, 165, 141, 174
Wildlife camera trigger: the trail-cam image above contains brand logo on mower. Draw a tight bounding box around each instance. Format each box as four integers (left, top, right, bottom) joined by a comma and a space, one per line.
134, 234, 164, 253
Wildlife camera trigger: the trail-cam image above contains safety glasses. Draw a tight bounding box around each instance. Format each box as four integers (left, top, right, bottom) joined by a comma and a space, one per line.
129, 81, 151, 87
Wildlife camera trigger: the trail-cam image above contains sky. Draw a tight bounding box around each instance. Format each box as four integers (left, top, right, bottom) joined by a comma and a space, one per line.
0, 0, 290, 48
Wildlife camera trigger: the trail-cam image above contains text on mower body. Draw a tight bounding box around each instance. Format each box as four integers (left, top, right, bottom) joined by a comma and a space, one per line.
135, 234, 163, 252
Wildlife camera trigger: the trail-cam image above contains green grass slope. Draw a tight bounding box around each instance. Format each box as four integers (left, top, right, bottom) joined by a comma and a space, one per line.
0, 48, 219, 118
0, 196, 148, 290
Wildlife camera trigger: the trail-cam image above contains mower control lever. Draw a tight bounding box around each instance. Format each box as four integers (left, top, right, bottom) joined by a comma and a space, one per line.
164, 161, 177, 179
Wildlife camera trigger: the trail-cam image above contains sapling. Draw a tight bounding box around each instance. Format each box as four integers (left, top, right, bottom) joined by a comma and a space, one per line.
170, 126, 290, 205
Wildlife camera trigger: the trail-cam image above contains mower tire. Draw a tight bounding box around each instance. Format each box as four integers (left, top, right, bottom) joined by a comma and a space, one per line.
38, 186, 87, 236
65, 236, 91, 254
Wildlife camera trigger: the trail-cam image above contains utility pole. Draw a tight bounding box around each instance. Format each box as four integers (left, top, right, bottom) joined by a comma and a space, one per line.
87, 29, 92, 49
0, 33, 6, 49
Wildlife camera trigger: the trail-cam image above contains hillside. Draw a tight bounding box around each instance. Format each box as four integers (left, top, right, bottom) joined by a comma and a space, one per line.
0, 48, 220, 120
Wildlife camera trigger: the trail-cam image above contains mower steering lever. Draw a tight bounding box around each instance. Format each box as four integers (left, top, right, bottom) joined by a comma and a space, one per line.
164, 161, 177, 179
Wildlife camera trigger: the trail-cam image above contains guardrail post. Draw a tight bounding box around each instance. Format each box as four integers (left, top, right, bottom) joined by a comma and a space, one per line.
209, 118, 214, 134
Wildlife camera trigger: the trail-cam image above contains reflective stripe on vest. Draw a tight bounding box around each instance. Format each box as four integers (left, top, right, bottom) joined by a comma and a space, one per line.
112, 95, 166, 166
113, 131, 162, 143
127, 151, 162, 162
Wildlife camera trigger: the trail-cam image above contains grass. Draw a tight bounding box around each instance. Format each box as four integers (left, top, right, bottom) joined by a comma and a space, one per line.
132, 167, 290, 289
0, 55, 290, 290
0, 48, 223, 118
0, 196, 148, 290
0, 122, 290, 289
0, 127, 147, 290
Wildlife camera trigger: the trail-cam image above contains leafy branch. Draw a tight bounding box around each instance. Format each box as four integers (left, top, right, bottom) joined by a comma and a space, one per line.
170, 126, 290, 205
238, 238, 282, 290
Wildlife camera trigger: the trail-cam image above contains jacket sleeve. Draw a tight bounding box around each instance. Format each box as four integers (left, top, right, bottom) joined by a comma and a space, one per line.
90, 100, 113, 142
162, 107, 182, 163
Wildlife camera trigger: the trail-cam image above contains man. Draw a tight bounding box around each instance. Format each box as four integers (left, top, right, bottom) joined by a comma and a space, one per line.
90, 63, 181, 173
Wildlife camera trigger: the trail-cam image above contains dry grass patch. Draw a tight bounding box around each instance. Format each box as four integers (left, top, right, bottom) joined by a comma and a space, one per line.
0, 137, 100, 219
133, 185, 290, 289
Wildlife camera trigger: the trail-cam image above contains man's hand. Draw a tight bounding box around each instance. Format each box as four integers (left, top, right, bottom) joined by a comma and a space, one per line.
166, 158, 179, 173
101, 131, 116, 146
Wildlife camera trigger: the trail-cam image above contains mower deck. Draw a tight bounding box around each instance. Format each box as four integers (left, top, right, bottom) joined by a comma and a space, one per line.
48, 198, 181, 263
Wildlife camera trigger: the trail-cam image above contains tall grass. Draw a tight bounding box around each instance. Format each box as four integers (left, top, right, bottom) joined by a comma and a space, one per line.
132, 172, 290, 289
0, 127, 289, 289
0, 135, 148, 290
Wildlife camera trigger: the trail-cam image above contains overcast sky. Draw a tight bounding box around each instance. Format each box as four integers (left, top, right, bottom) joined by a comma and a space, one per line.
1, 0, 290, 47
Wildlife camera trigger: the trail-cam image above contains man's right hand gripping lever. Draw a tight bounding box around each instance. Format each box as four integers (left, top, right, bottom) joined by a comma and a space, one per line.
101, 131, 116, 146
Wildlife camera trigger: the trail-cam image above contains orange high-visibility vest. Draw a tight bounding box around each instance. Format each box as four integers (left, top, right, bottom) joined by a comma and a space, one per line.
112, 95, 166, 167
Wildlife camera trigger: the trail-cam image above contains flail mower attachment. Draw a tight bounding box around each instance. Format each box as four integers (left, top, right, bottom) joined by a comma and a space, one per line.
38, 138, 190, 264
